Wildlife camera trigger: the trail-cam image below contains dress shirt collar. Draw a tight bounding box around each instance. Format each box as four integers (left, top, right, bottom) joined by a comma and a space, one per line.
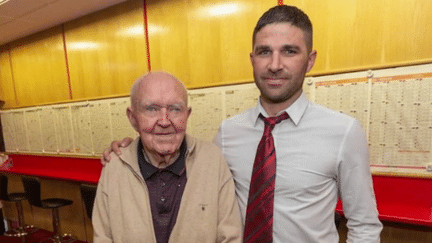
137, 139, 187, 180
252, 92, 309, 126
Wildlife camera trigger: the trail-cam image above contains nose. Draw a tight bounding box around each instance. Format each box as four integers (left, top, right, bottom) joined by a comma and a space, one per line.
157, 108, 171, 127
268, 52, 282, 72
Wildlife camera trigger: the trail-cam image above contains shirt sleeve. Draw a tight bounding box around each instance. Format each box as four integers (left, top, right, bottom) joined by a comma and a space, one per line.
337, 119, 383, 242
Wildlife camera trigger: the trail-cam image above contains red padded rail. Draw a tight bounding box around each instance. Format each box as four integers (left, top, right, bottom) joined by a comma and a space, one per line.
1, 154, 431, 226
336, 175, 432, 227
0, 154, 102, 184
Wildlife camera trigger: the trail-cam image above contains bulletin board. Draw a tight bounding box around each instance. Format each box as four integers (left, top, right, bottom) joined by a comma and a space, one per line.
306, 64, 432, 177
0, 97, 137, 156
187, 83, 260, 140
1, 64, 431, 177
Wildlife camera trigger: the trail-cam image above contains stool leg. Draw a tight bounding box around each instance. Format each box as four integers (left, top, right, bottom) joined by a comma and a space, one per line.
52, 208, 62, 243
39, 207, 75, 243
4, 200, 30, 237
15, 200, 27, 236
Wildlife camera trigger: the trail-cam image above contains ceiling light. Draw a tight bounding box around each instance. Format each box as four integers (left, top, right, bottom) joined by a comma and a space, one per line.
195, 2, 244, 18
67, 42, 100, 50
207, 3, 239, 16
0, 0, 10, 6
118, 26, 144, 36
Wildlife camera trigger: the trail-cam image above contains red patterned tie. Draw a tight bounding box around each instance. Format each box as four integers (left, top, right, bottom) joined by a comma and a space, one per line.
243, 112, 289, 243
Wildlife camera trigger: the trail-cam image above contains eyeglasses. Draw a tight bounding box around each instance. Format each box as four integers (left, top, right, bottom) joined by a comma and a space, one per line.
139, 104, 187, 118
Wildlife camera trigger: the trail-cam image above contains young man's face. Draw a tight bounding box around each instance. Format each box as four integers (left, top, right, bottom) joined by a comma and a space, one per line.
251, 22, 316, 108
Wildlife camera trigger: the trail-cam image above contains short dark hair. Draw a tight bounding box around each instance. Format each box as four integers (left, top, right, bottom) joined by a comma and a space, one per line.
252, 5, 313, 52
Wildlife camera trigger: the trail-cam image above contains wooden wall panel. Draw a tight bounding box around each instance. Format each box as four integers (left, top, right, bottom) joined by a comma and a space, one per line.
0, 47, 17, 108
1, 0, 432, 107
9, 27, 70, 107
312, 0, 385, 72
64, 0, 148, 100
286, 0, 432, 75
147, 0, 277, 88
382, 0, 432, 65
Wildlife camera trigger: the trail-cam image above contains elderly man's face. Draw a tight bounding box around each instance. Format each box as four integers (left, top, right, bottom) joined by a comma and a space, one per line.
128, 74, 191, 157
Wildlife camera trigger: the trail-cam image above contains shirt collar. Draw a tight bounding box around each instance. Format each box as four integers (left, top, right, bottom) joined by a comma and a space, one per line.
252, 92, 309, 126
137, 139, 187, 180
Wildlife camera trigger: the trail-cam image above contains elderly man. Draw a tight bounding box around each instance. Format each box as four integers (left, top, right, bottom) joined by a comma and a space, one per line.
92, 71, 242, 243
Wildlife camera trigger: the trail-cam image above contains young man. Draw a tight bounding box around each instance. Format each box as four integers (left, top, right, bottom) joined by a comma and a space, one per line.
214, 5, 382, 242
93, 72, 242, 243
102, 5, 382, 243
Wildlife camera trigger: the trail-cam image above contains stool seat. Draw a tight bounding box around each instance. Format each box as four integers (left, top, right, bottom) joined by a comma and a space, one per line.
41, 198, 73, 209
5, 192, 27, 201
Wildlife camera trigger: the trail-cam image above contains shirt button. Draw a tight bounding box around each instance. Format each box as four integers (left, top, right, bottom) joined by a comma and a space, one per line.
161, 197, 166, 202
161, 182, 166, 187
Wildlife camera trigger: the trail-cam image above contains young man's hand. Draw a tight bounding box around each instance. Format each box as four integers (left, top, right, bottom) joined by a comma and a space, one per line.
100, 137, 134, 166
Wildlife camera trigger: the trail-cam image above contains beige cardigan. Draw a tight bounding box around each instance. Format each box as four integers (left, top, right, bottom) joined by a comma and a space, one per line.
93, 135, 242, 243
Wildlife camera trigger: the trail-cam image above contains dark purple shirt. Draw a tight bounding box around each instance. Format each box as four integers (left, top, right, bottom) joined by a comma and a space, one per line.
137, 140, 187, 243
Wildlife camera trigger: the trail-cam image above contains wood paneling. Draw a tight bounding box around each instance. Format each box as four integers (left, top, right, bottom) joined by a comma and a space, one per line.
309, 0, 384, 72
382, 0, 432, 65
0, 47, 17, 109
64, 0, 148, 100
286, 0, 432, 75
1, 0, 432, 106
8, 27, 70, 107
147, 0, 277, 88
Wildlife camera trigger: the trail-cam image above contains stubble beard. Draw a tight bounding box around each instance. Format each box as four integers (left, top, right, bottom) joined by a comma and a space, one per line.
255, 77, 300, 105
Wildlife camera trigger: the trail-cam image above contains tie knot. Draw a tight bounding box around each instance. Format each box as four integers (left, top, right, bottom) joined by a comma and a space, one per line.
263, 112, 289, 126
260, 112, 289, 135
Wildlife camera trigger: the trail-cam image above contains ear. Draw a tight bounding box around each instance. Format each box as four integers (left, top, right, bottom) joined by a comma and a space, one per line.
306, 50, 317, 73
250, 52, 254, 66
127, 107, 139, 132
186, 107, 192, 118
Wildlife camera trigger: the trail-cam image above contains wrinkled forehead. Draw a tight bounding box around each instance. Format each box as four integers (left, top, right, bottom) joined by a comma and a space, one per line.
136, 77, 188, 106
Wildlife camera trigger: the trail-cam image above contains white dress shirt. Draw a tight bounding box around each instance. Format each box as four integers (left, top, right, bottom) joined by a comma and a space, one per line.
214, 93, 382, 243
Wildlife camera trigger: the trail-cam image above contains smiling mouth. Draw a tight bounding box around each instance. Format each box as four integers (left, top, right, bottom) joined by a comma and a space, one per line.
263, 78, 286, 86
264, 76, 289, 80
155, 133, 175, 136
